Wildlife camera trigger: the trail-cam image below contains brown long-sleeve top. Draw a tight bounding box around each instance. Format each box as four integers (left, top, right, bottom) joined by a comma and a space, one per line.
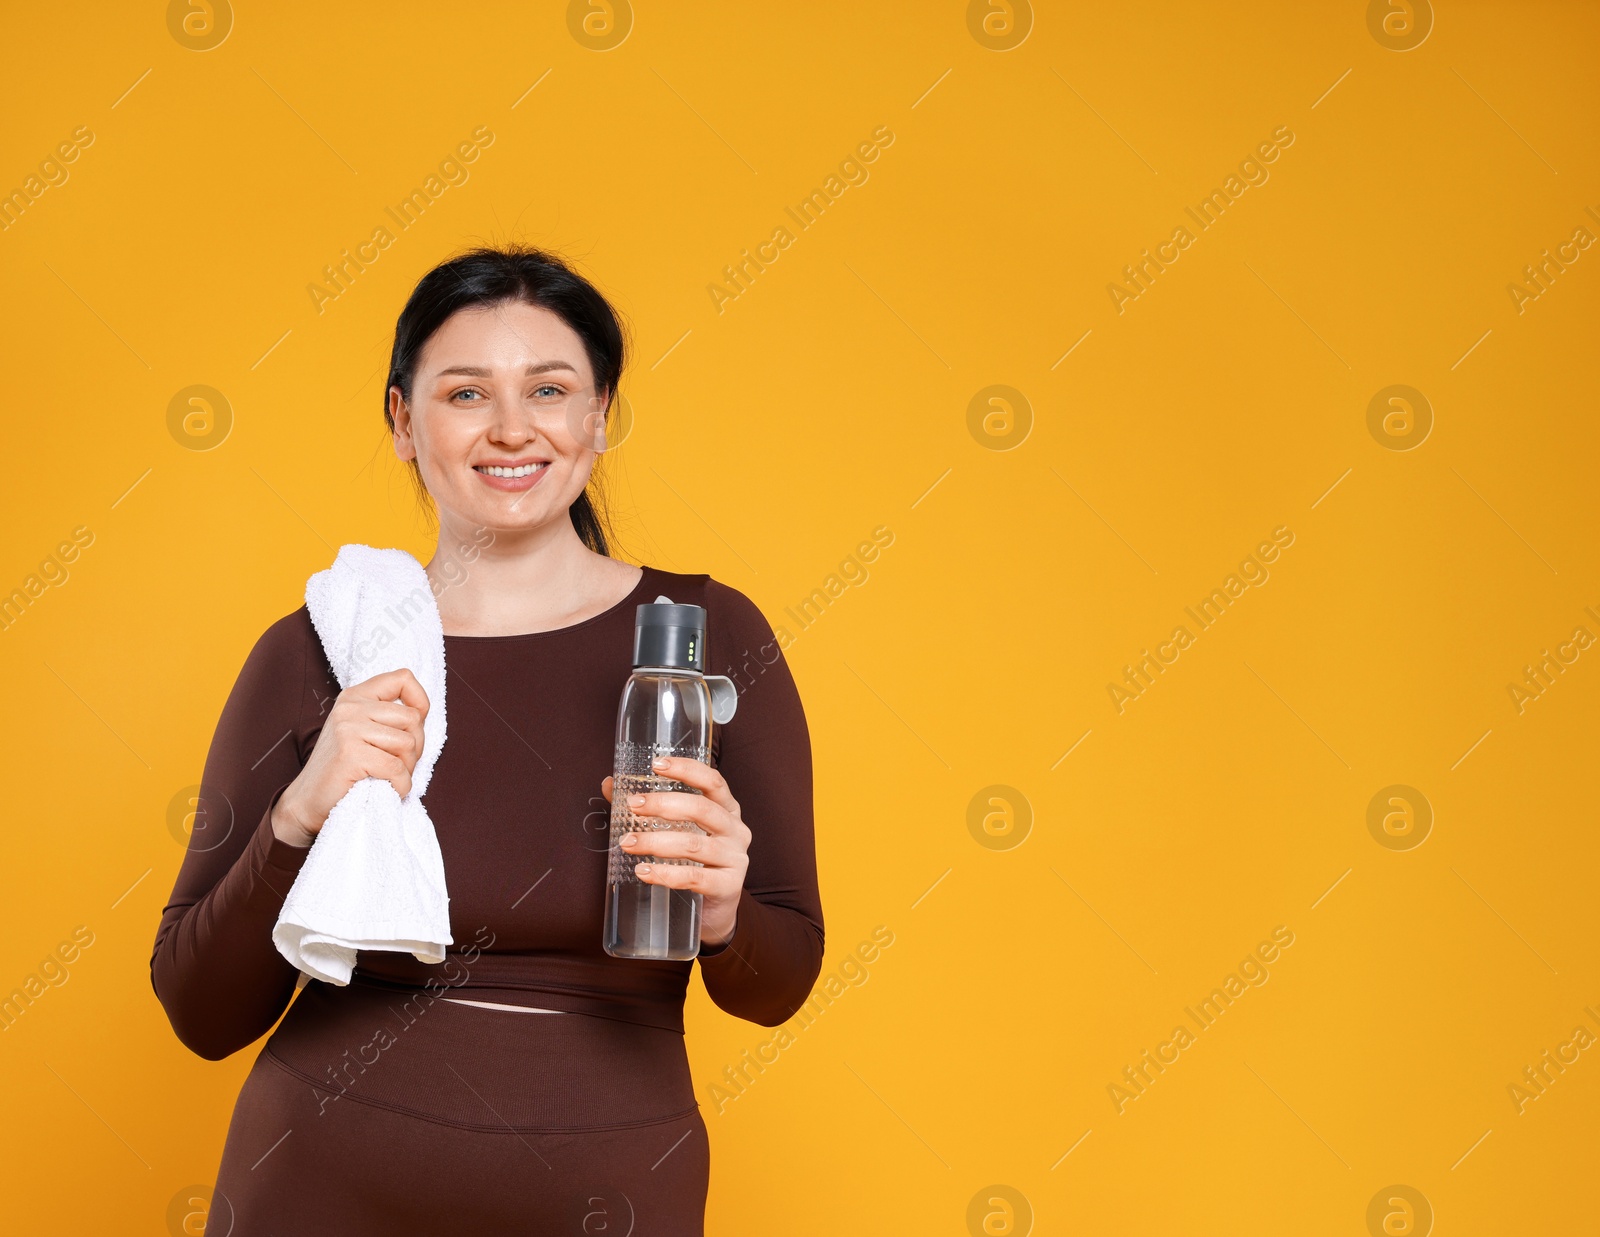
150, 565, 824, 1061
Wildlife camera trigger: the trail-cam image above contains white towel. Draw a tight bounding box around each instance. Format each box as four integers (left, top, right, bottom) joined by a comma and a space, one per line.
271, 544, 452, 985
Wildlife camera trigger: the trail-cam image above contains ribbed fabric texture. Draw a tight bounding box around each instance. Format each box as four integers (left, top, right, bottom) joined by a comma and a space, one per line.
265, 978, 698, 1131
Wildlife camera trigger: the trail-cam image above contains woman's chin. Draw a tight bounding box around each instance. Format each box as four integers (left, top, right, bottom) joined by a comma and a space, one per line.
447, 497, 562, 536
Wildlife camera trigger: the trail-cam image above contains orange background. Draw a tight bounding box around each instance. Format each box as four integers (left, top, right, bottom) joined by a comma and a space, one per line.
2, 1, 1597, 1233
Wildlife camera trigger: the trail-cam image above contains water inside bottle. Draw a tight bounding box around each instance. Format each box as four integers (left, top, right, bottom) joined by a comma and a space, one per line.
604, 740, 706, 960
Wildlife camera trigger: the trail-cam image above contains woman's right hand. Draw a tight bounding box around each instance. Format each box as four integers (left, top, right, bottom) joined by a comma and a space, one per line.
270, 668, 430, 848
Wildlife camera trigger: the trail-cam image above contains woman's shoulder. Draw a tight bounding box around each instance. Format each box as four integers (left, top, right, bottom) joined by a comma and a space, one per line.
248, 604, 317, 662
234, 604, 309, 669
638, 568, 809, 741
641, 566, 773, 638
637, 567, 791, 697
238, 605, 337, 697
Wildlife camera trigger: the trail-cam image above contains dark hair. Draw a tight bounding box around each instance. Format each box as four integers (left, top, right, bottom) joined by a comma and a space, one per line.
384, 244, 627, 556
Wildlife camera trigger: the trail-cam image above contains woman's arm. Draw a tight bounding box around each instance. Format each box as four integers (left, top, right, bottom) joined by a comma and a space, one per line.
693, 583, 825, 1026
149, 610, 323, 1060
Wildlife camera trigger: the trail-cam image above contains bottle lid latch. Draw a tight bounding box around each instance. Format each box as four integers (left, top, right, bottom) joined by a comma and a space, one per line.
705, 675, 738, 724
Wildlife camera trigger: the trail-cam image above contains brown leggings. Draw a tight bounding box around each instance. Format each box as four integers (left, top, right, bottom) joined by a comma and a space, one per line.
211, 980, 708, 1234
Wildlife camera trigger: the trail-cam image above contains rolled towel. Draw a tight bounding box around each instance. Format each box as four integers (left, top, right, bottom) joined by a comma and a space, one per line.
272, 544, 452, 985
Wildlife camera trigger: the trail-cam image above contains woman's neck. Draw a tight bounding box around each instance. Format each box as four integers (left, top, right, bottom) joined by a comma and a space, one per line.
425, 515, 640, 637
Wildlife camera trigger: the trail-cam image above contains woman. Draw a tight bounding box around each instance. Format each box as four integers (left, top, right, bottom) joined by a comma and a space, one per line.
150, 245, 825, 1234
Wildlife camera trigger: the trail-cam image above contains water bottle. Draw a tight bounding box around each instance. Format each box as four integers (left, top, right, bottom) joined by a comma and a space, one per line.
603, 598, 738, 960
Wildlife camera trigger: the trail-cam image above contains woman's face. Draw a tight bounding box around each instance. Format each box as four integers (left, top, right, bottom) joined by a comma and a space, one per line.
389, 300, 609, 537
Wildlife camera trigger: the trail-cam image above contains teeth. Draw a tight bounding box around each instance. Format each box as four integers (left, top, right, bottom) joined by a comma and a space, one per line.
477, 463, 545, 478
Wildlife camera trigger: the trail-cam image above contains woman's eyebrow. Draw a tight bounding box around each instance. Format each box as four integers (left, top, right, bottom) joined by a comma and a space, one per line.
435, 360, 580, 377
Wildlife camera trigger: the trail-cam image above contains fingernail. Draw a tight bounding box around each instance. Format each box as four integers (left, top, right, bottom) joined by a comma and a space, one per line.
628, 794, 645, 807
636, 864, 652, 875
652, 756, 669, 769
621, 834, 636, 847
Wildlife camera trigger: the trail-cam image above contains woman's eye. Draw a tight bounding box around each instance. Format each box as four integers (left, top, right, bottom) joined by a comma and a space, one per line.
533, 384, 564, 399
451, 388, 483, 403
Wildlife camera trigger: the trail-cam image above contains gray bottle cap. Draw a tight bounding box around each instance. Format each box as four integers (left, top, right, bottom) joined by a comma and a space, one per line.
633, 602, 707, 671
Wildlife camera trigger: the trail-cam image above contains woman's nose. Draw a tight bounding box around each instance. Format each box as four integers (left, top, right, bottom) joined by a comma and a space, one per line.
486, 403, 536, 445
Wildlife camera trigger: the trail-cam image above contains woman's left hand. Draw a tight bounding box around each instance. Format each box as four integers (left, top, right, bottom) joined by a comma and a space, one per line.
600, 755, 751, 946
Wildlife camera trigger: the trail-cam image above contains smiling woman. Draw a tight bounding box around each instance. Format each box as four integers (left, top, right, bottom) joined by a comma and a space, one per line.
382, 249, 624, 570
151, 245, 825, 1234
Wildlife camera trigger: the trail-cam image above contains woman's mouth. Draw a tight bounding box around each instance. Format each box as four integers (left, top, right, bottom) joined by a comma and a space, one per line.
473, 461, 551, 491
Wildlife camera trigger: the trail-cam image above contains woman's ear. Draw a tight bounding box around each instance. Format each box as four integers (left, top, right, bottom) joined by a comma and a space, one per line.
596, 387, 612, 451
389, 386, 416, 461
575, 387, 610, 453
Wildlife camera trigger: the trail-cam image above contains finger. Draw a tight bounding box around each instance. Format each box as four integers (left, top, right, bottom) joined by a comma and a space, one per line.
620, 829, 728, 865
368, 704, 425, 752
600, 775, 614, 804
360, 723, 420, 764
627, 790, 735, 835
633, 861, 709, 892
367, 700, 424, 733
636, 861, 745, 896
363, 701, 427, 763
367, 751, 413, 798
351, 668, 430, 717
649, 756, 736, 810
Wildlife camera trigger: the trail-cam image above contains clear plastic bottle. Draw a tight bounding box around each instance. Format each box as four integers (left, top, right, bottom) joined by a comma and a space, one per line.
603, 600, 738, 961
